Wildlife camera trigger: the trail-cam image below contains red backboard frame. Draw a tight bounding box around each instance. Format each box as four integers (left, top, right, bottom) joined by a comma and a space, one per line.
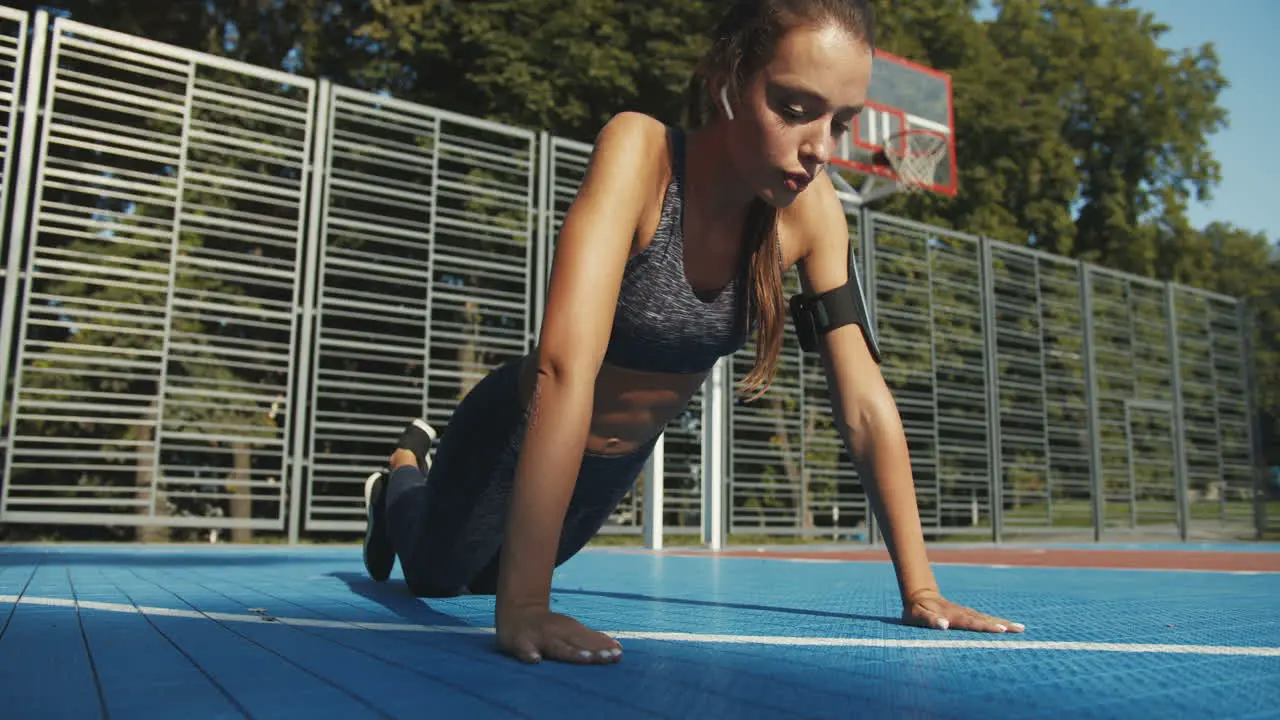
828, 50, 958, 198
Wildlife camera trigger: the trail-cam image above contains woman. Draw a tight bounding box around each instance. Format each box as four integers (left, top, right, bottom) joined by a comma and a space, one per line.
362, 0, 1023, 666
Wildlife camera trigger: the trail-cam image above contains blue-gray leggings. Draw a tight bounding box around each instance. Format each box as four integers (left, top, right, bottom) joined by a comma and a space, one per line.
384, 358, 657, 597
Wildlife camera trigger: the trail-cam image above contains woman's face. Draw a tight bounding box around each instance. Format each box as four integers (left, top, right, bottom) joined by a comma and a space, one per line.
724, 24, 873, 208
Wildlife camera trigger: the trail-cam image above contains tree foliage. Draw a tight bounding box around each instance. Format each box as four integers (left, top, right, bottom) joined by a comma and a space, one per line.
351, 0, 720, 139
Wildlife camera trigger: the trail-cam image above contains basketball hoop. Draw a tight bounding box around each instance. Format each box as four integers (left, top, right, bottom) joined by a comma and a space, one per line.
883, 129, 948, 193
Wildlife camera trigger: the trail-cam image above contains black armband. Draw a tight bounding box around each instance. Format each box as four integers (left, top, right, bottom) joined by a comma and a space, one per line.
789, 259, 881, 363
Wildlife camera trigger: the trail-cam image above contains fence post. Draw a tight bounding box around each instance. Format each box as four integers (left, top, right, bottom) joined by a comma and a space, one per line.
701, 357, 728, 549
287, 79, 331, 544
978, 237, 1003, 543
859, 207, 880, 545
0, 11, 45, 514
148, 44, 199, 524
533, 131, 551, 345
1078, 265, 1105, 541
1164, 283, 1190, 542
1239, 299, 1266, 538
643, 433, 665, 550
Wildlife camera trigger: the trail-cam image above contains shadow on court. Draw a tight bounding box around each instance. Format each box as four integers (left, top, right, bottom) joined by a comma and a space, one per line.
328, 570, 473, 627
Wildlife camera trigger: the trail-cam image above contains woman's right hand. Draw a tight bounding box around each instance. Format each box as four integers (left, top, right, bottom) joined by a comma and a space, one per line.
496, 606, 623, 665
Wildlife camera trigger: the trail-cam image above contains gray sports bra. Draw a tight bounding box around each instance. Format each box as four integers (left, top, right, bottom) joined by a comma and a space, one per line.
602, 127, 751, 375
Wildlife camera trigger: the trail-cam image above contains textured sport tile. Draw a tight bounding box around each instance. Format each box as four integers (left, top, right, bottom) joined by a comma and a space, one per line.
2, 544, 1277, 720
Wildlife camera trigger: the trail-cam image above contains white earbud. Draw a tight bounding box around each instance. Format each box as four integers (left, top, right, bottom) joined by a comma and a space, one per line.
720, 86, 735, 120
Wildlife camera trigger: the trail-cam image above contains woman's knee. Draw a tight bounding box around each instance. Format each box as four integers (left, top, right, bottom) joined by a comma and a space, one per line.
398, 528, 500, 598
401, 559, 466, 598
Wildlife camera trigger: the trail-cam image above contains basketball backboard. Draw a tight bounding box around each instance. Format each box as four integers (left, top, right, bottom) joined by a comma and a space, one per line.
828, 50, 956, 206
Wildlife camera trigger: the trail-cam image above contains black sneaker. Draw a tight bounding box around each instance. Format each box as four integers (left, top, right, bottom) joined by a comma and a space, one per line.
363, 419, 438, 582
395, 418, 438, 475
362, 468, 395, 581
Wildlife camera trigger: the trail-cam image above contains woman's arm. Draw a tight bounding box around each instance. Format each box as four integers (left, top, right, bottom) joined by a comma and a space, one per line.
495, 113, 665, 658
790, 177, 1022, 633
790, 180, 936, 602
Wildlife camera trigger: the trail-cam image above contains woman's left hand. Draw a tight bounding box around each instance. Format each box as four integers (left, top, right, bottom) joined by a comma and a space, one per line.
902, 589, 1025, 633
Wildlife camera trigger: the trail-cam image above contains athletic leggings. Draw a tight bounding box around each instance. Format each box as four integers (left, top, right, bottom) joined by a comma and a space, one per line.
383, 357, 658, 597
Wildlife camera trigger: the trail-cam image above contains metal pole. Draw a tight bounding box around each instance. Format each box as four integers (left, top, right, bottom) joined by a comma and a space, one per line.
422, 108, 442, 420
1205, 295, 1226, 525
0, 11, 46, 513
861, 207, 879, 545
797, 324, 807, 535
701, 357, 727, 550
701, 367, 713, 547
1079, 265, 1105, 542
0, 8, 30, 371
1238, 299, 1266, 538
1124, 401, 1136, 529
1033, 259, 1053, 524
721, 357, 732, 547
643, 433, 665, 550
146, 44, 197, 523
287, 79, 331, 544
533, 131, 550, 344
1164, 283, 1190, 542
978, 237, 1004, 543
925, 238, 941, 541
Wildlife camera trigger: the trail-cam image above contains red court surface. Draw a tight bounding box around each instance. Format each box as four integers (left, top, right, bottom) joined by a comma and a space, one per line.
656, 545, 1280, 573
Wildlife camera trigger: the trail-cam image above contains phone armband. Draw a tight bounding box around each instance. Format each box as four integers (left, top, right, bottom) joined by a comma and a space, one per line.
788, 263, 881, 363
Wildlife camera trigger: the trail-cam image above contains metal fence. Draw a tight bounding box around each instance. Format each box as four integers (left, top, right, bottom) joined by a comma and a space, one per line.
0, 10, 1266, 544
303, 85, 539, 533
0, 7, 29, 479
1, 13, 318, 537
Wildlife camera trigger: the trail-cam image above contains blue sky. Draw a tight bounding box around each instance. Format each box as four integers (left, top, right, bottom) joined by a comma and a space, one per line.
974, 1, 1278, 243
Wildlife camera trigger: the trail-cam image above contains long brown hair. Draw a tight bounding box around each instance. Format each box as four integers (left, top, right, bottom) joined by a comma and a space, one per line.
683, 0, 875, 400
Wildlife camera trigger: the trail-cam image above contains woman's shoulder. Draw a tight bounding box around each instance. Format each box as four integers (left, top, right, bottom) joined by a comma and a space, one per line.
595, 111, 671, 145
590, 112, 675, 175
580, 112, 679, 216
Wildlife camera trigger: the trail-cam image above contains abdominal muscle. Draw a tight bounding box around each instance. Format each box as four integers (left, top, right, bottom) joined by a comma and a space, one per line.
517, 354, 708, 456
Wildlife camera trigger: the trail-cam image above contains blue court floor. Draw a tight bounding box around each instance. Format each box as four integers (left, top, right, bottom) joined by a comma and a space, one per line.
1, 543, 1277, 719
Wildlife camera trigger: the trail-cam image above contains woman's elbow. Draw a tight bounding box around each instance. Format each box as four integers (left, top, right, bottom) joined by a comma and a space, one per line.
838, 392, 900, 439
533, 351, 599, 397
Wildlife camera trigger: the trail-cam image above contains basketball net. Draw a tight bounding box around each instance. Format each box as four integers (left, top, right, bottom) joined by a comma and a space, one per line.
827, 128, 950, 206
883, 129, 948, 193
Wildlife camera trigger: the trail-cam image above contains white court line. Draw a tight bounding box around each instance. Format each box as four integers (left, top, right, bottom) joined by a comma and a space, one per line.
3, 594, 1278, 658
599, 551, 1280, 575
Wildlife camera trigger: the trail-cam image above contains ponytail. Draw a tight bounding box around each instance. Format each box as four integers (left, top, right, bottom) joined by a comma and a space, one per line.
684, 65, 784, 399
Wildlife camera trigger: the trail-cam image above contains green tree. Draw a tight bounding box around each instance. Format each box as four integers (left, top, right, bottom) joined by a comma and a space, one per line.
42, 0, 377, 77
986, 0, 1228, 267
354, 0, 718, 140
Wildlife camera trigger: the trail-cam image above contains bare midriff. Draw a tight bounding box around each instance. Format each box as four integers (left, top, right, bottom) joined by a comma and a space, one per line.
517, 354, 709, 456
